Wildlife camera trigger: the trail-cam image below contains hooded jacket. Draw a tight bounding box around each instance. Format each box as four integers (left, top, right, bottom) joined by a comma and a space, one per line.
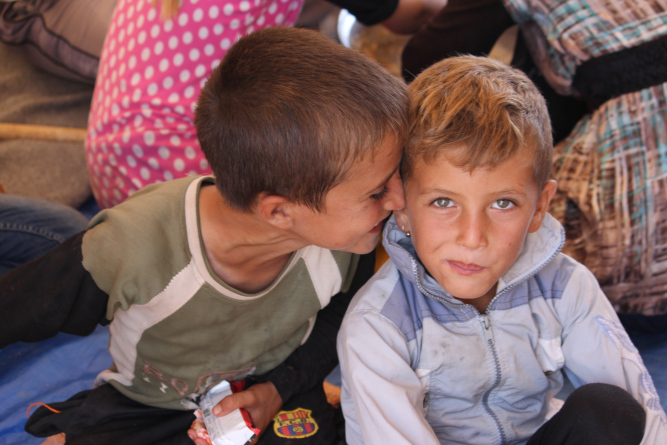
338, 214, 666, 445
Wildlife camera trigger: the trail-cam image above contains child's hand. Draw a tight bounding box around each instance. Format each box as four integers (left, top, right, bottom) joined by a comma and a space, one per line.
187, 382, 283, 444
189, 410, 213, 445
216, 382, 283, 431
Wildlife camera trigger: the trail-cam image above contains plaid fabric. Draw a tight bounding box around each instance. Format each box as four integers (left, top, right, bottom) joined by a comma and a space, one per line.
503, 0, 667, 315
504, 0, 667, 83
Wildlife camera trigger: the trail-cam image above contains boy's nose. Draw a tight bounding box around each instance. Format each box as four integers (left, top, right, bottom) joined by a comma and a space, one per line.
383, 172, 405, 211
456, 212, 487, 249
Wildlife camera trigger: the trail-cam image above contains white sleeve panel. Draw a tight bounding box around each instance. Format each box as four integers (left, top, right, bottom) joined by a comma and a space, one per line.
301, 245, 343, 308
338, 309, 439, 445
104, 259, 204, 386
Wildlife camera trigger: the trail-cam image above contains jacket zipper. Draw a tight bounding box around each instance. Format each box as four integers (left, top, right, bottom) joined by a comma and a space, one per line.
479, 314, 507, 445
410, 267, 510, 444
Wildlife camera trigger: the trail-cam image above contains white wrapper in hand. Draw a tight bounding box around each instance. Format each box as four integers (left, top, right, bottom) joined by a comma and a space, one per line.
197, 380, 259, 445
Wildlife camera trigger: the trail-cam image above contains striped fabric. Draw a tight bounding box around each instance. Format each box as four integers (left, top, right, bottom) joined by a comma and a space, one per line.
503, 0, 667, 315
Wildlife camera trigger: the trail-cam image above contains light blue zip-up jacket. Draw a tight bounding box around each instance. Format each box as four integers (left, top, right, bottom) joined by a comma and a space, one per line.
338, 214, 666, 445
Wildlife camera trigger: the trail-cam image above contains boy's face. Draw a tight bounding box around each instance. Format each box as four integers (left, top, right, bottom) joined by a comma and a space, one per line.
290, 135, 405, 254
397, 145, 556, 311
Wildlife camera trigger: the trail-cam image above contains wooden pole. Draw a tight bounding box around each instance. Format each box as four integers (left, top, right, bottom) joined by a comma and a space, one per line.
0, 123, 87, 142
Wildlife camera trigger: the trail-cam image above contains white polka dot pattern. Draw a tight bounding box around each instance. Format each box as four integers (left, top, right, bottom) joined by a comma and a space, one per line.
86, 0, 304, 208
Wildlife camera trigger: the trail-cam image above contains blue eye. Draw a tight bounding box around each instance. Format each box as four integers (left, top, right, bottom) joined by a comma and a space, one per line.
433, 198, 454, 208
492, 199, 514, 209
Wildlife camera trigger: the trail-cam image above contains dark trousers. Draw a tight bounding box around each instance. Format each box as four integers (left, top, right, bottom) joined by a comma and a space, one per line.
25, 382, 342, 445
527, 383, 646, 445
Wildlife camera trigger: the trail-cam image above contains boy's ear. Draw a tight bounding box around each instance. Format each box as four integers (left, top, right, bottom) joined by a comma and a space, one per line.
528, 179, 558, 233
256, 194, 295, 230
393, 207, 411, 236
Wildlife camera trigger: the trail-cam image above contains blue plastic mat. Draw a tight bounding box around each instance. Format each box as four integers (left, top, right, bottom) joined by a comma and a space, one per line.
0, 326, 112, 445
2, 327, 666, 444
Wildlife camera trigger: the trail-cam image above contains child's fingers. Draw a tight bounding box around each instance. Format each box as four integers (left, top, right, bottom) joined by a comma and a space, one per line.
187, 428, 211, 445
213, 391, 255, 416
238, 383, 283, 431
212, 383, 282, 432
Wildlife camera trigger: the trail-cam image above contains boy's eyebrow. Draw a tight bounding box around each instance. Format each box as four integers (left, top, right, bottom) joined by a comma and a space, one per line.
421, 187, 526, 196
420, 187, 459, 196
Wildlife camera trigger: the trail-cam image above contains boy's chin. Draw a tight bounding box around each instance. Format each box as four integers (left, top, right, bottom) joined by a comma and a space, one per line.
340, 234, 380, 255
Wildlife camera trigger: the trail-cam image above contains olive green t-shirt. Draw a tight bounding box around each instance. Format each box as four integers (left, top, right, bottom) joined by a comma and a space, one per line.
83, 176, 357, 409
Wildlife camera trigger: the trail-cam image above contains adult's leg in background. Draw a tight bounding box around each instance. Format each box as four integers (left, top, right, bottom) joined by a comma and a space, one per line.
0, 194, 89, 276
527, 383, 645, 445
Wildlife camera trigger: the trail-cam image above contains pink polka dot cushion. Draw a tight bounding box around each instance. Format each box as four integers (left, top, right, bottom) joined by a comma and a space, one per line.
86, 0, 303, 208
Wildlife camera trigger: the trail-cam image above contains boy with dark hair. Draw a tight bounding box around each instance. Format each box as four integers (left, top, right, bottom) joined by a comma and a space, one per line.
338, 55, 666, 445
0, 26, 408, 445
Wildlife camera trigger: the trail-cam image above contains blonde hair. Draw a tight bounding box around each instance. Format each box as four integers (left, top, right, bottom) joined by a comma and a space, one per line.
152, 0, 180, 19
402, 55, 553, 189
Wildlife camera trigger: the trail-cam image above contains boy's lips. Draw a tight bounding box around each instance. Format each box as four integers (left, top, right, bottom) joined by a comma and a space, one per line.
369, 220, 383, 234
369, 212, 391, 235
446, 260, 486, 275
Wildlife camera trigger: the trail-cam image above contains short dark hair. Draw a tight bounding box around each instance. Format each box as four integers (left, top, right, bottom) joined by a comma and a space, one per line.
402, 55, 553, 189
195, 27, 409, 212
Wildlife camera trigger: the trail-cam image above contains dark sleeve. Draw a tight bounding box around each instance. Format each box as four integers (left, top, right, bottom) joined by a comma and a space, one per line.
249, 251, 376, 402
328, 0, 399, 26
0, 231, 110, 349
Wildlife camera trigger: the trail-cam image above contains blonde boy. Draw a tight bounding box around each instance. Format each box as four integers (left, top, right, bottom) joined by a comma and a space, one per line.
338, 55, 666, 445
